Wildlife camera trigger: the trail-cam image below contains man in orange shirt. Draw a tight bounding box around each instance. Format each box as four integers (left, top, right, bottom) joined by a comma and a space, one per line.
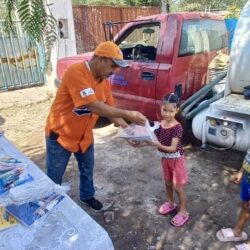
46, 41, 145, 211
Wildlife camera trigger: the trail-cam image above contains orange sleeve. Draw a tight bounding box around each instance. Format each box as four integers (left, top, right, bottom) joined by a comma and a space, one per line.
63, 65, 96, 108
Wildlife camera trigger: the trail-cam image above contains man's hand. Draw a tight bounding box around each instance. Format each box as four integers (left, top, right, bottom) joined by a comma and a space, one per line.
109, 117, 128, 128
87, 101, 146, 125
126, 111, 146, 126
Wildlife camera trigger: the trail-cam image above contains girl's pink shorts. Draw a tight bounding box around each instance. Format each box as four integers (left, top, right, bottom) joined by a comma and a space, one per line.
161, 155, 188, 186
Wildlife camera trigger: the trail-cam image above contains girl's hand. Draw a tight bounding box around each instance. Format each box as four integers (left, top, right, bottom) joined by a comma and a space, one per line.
232, 171, 243, 184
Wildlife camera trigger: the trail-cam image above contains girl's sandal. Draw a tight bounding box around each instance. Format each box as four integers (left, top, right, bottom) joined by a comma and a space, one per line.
170, 212, 189, 227
158, 202, 177, 215
234, 243, 250, 250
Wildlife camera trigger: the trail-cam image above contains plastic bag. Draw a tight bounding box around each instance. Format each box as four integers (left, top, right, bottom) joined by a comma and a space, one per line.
117, 120, 158, 142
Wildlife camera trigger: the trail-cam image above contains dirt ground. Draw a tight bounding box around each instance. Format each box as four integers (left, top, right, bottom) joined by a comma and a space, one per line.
0, 87, 249, 250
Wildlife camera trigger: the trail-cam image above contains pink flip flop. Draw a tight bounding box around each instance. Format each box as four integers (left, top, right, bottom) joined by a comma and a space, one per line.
158, 202, 177, 215
170, 212, 189, 227
234, 243, 250, 250
216, 228, 248, 242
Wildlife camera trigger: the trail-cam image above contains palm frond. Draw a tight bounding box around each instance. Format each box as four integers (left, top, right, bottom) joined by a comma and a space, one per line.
4, 0, 18, 21
4, 0, 18, 31
4, 0, 58, 70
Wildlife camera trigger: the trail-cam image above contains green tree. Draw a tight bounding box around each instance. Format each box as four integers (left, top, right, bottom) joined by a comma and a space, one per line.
135, 0, 160, 6
72, 0, 125, 5
72, 0, 179, 11
179, 0, 248, 11
225, 5, 241, 18
3, 0, 57, 67
72, 0, 161, 6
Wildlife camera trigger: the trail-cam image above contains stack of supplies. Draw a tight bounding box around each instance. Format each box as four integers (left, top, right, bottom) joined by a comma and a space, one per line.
0, 148, 65, 230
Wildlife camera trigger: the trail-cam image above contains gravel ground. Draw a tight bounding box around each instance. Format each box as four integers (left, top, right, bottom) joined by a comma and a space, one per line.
0, 87, 248, 250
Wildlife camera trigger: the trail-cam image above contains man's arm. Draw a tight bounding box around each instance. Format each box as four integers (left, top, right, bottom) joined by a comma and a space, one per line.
86, 101, 146, 126
109, 117, 128, 128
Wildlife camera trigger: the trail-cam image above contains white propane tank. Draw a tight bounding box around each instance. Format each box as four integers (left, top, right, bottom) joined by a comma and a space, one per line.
192, 107, 250, 151
227, 1, 250, 94
191, 1, 250, 152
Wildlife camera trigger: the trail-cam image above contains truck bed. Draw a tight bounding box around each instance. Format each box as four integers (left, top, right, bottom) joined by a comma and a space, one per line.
211, 94, 250, 115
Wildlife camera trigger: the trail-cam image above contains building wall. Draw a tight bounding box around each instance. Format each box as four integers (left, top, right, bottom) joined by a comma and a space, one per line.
48, 0, 77, 91
50, 0, 77, 59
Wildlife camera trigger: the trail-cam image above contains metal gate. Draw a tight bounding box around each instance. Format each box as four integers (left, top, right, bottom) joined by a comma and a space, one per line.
0, 21, 45, 91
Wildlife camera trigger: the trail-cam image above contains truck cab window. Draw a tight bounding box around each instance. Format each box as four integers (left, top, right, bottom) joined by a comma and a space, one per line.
206, 20, 227, 51
179, 20, 227, 57
117, 23, 160, 61
179, 21, 203, 56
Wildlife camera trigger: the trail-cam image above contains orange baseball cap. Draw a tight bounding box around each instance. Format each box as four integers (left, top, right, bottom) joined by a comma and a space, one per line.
94, 41, 129, 68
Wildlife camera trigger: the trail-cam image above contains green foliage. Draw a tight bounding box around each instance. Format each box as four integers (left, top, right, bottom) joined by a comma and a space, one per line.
71, 0, 85, 4
72, 0, 248, 9
180, 2, 202, 11
84, 0, 122, 5
72, 0, 160, 6
4, 0, 57, 69
72, 0, 124, 5
72, 0, 248, 10
136, 0, 160, 6
225, 5, 241, 18
178, 0, 248, 11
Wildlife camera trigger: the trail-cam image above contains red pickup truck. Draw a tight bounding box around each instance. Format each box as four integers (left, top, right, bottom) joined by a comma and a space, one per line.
56, 12, 228, 120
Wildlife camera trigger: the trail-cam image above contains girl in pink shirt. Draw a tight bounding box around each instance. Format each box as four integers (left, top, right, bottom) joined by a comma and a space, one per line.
150, 93, 189, 227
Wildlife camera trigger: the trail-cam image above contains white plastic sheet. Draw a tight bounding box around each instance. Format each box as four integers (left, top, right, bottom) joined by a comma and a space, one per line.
0, 135, 114, 250
118, 120, 159, 142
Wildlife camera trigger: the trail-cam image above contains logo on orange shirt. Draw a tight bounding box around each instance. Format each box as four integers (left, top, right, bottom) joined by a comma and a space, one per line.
80, 88, 94, 98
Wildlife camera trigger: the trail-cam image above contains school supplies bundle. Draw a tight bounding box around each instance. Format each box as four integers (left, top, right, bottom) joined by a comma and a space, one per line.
117, 120, 158, 142
0, 148, 34, 197
0, 155, 27, 173
0, 152, 34, 197
0, 169, 34, 196
6, 191, 64, 227
0, 149, 35, 230
0, 148, 65, 230
1, 178, 65, 227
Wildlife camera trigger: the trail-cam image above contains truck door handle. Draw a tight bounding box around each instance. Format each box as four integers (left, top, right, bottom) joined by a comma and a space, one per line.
141, 72, 155, 80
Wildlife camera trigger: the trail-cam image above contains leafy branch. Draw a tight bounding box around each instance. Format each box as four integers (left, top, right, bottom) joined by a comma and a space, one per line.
4, 0, 58, 70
